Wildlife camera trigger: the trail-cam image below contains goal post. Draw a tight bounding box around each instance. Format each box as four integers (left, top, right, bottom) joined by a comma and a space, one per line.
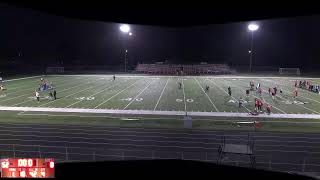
279, 68, 301, 75
46, 67, 65, 74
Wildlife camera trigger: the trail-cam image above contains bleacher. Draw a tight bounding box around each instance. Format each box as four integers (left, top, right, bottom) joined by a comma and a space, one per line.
136, 63, 232, 75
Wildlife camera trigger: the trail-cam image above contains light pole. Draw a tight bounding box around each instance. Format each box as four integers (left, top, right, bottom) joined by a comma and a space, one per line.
119, 24, 132, 72
248, 23, 259, 73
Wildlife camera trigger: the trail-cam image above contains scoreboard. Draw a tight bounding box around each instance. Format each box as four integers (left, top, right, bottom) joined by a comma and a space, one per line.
0, 158, 54, 178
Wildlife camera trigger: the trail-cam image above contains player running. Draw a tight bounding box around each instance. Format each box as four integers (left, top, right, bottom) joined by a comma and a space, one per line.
228, 86, 232, 96
273, 87, 278, 95
258, 99, 263, 112
295, 80, 297, 87
178, 82, 182, 89
257, 87, 262, 96
254, 98, 259, 111
205, 85, 209, 92
48, 91, 53, 100
113, 75, 116, 81
266, 104, 272, 115
246, 89, 250, 97
53, 89, 57, 100
293, 88, 298, 98
268, 87, 272, 94
239, 97, 243, 108
250, 81, 255, 90
35, 90, 40, 102
256, 83, 260, 90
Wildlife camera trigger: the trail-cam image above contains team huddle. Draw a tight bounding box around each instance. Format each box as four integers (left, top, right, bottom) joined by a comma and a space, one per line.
33, 78, 57, 102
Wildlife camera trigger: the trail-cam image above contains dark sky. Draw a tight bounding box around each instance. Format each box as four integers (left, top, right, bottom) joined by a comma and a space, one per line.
1, 3, 320, 69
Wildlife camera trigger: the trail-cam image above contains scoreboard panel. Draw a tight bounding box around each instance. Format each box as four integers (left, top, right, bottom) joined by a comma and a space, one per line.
0, 158, 54, 178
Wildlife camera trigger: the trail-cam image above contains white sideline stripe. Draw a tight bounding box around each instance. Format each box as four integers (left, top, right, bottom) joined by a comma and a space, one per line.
1, 106, 320, 119
153, 78, 170, 111
49, 74, 320, 79
94, 79, 141, 109
65, 79, 126, 108
194, 78, 219, 112
210, 78, 250, 112
123, 80, 154, 110
12, 77, 93, 106
3, 75, 43, 82
181, 78, 187, 112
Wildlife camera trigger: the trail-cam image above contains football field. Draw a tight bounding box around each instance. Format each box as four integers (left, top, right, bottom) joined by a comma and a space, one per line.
1, 74, 320, 132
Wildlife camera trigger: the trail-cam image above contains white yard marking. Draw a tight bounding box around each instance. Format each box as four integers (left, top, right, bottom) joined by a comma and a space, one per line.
3, 75, 43, 82
231, 79, 287, 114
153, 77, 170, 111
94, 79, 141, 109
123, 80, 154, 110
181, 78, 187, 112
39, 78, 106, 107
210, 79, 250, 112
64, 79, 124, 108
194, 78, 219, 112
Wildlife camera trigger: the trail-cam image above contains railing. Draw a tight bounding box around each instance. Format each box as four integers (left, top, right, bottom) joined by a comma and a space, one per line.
0, 144, 320, 175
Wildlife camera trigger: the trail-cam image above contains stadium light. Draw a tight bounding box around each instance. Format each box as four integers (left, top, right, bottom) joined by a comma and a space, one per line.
248, 24, 259, 31
248, 23, 259, 73
129, 32, 132, 36
120, 24, 130, 33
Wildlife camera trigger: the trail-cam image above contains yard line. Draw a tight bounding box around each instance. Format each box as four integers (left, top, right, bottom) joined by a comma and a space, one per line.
194, 78, 219, 112
94, 79, 141, 109
123, 80, 155, 110
153, 77, 170, 111
39, 77, 110, 107
11, 77, 93, 106
64, 79, 126, 108
181, 78, 187, 112
210, 79, 250, 112
231, 79, 287, 114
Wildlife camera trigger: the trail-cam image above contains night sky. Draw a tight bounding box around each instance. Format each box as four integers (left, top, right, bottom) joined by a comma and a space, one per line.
1, 3, 320, 70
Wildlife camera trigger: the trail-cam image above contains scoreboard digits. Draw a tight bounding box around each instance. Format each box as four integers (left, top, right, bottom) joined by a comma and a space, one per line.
1, 158, 54, 178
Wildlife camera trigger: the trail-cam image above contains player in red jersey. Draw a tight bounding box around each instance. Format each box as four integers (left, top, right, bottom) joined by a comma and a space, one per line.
266, 104, 272, 115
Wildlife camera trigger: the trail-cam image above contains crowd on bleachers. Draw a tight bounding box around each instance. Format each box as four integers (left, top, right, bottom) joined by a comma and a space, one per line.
135, 63, 232, 75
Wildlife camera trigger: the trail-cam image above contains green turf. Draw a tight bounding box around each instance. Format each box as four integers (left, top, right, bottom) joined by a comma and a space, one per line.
1, 74, 320, 133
